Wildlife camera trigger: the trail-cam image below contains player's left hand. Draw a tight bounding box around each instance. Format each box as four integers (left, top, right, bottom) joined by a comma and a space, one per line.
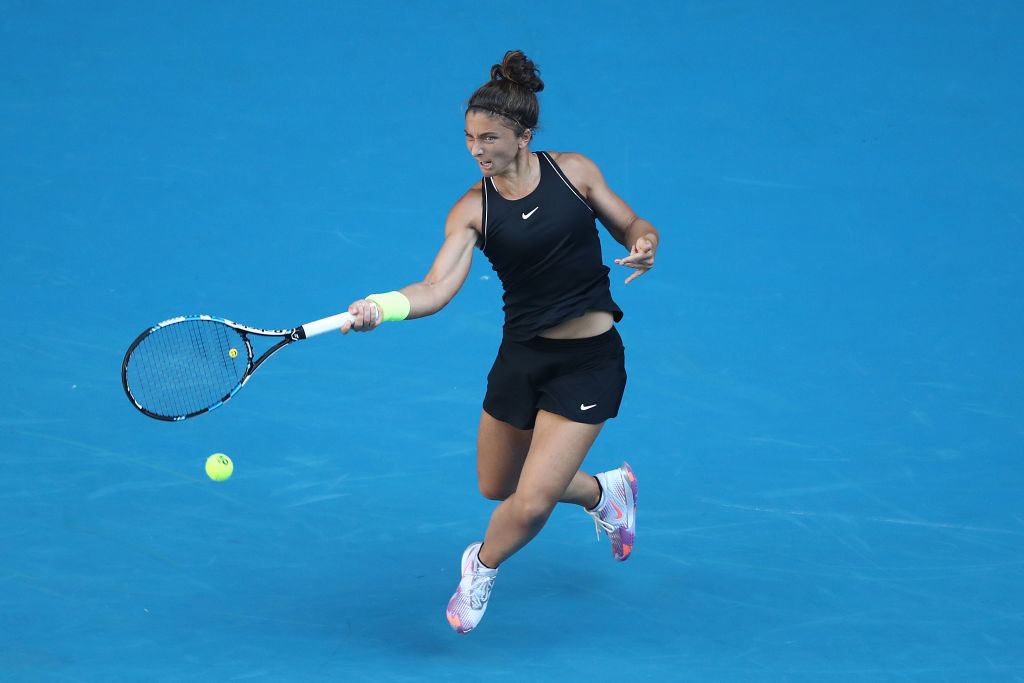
614, 236, 656, 284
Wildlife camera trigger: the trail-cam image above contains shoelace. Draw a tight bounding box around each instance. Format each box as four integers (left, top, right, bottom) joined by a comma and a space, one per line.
588, 508, 617, 540
467, 569, 496, 609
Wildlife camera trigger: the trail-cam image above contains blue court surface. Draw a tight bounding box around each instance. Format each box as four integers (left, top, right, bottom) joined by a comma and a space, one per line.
3, 2, 1023, 681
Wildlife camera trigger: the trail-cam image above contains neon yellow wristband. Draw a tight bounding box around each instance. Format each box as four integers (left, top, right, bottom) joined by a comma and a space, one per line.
365, 291, 411, 322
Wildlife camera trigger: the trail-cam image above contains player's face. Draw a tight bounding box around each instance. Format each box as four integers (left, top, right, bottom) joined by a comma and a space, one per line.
465, 111, 526, 177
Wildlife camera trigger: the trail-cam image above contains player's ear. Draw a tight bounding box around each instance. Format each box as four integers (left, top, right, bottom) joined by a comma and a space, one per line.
519, 128, 532, 148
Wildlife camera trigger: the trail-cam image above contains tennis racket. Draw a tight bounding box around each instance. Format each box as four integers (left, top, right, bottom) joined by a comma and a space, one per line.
121, 312, 355, 421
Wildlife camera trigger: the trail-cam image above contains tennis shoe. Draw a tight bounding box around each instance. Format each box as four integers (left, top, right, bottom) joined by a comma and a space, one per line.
445, 542, 498, 634
587, 462, 638, 561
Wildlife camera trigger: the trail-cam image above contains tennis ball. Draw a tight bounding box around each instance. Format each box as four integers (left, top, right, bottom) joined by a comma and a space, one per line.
228, 348, 238, 358
206, 453, 233, 481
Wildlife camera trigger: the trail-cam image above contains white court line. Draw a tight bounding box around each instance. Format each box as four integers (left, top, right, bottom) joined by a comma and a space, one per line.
703, 499, 1023, 536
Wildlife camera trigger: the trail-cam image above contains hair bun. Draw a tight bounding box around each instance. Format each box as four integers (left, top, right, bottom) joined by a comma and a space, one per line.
489, 50, 544, 93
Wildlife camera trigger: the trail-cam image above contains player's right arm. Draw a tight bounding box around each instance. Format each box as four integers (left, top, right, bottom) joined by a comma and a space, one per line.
342, 185, 482, 333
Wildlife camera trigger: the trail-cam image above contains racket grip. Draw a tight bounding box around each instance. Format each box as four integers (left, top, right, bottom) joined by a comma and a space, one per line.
298, 312, 356, 338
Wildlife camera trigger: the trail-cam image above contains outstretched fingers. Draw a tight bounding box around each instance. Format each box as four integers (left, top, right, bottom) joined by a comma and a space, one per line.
614, 238, 656, 284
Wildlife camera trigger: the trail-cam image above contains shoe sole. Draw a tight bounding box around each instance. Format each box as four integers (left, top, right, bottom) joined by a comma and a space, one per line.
617, 462, 637, 560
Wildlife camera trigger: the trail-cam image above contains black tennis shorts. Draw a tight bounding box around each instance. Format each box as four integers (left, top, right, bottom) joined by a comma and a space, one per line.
483, 327, 627, 430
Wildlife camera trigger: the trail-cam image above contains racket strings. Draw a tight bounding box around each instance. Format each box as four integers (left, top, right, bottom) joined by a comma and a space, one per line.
125, 319, 249, 418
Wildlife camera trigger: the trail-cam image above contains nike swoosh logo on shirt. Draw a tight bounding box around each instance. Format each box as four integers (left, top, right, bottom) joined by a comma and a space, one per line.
522, 206, 539, 219
580, 403, 597, 411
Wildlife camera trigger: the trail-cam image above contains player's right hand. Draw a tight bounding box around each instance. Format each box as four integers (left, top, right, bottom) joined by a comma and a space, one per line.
341, 300, 381, 334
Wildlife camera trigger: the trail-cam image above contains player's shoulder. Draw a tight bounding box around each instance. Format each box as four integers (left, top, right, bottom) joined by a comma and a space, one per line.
545, 150, 598, 171
545, 151, 603, 190
452, 180, 483, 211
447, 180, 484, 232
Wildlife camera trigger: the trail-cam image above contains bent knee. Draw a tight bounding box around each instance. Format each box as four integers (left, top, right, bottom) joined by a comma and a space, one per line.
510, 492, 557, 528
478, 480, 515, 501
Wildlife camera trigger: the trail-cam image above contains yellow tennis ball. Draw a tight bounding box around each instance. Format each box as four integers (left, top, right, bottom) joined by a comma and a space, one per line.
206, 453, 233, 481
228, 348, 238, 358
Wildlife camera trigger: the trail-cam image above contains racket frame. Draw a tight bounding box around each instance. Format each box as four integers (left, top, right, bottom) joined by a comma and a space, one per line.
121, 312, 353, 421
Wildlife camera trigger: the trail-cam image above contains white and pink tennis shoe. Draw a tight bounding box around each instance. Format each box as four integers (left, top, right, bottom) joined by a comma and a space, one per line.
445, 542, 498, 634
587, 462, 638, 561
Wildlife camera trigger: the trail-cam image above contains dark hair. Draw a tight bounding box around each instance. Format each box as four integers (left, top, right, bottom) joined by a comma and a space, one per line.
466, 50, 544, 135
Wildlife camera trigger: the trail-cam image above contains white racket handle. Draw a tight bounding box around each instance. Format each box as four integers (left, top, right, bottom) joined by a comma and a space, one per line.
298, 312, 356, 338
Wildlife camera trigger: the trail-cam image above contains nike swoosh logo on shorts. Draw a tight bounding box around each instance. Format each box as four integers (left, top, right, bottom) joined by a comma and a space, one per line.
580, 403, 597, 411
522, 206, 539, 219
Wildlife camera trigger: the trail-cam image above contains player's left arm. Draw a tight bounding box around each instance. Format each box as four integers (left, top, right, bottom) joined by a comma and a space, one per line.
560, 152, 660, 284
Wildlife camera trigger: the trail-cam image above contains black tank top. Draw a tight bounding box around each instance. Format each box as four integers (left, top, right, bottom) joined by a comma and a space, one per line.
480, 151, 623, 341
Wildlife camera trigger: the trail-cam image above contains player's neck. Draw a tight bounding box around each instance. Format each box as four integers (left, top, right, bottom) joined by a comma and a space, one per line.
494, 151, 539, 200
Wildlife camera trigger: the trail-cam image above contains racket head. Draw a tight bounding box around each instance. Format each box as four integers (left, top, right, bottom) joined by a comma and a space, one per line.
121, 315, 255, 421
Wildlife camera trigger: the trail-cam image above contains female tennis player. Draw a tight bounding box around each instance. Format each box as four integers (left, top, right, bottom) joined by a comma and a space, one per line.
341, 50, 659, 634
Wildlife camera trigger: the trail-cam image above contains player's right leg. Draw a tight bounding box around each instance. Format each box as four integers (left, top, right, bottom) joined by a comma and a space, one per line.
476, 410, 601, 507
475, 410, 532, 501
448, 410, 604, 634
